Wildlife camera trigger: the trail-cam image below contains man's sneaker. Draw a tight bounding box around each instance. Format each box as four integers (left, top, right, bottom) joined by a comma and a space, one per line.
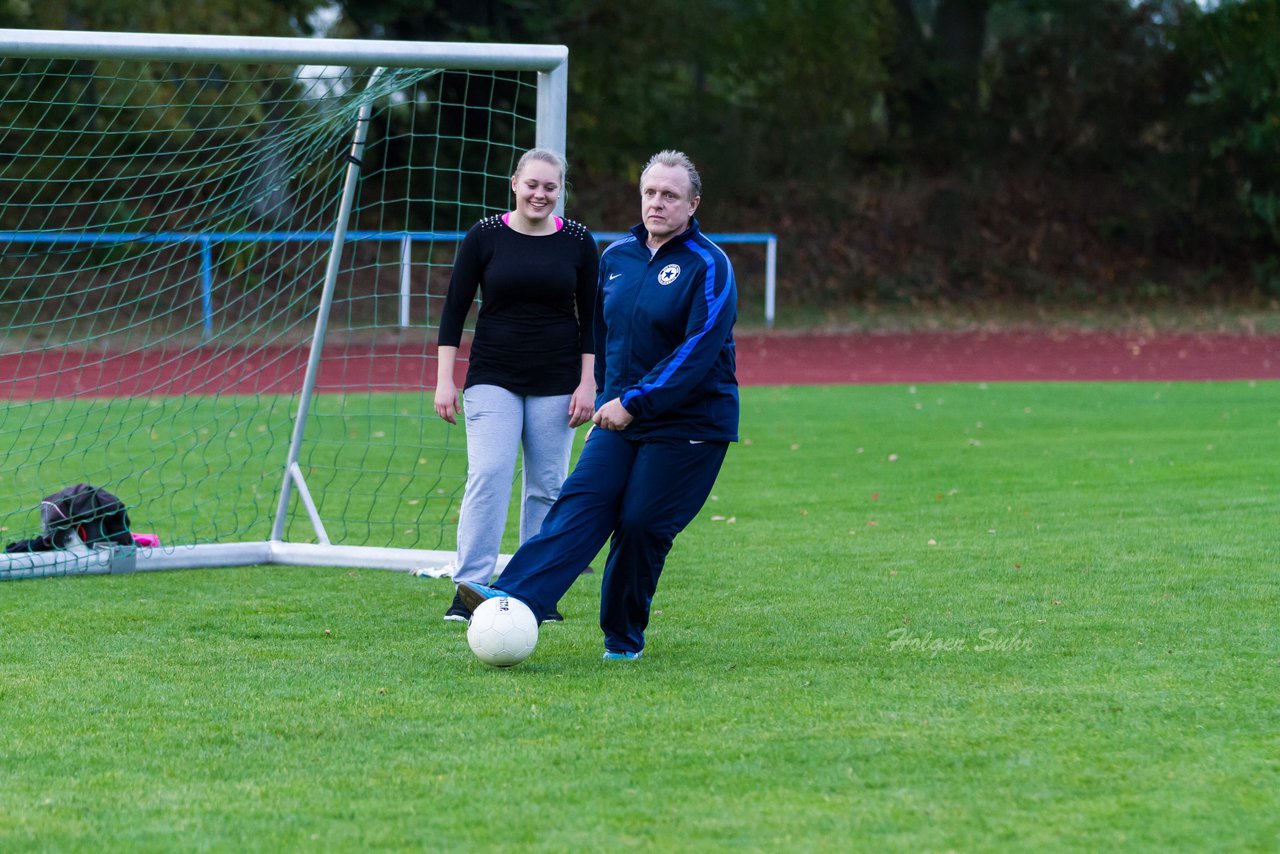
456, 581, 509, 613
602, 650, 642, 661
443, 591, 471, 623
541, 609, 564, 624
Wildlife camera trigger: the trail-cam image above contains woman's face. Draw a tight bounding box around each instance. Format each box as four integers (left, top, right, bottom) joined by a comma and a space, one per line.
512, 159, 562, 224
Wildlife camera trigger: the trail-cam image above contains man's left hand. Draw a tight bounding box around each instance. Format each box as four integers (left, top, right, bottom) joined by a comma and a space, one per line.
593, 398, 633, 431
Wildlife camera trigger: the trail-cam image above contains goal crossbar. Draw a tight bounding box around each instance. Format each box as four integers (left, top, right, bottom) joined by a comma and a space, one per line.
0, 28, 567, 72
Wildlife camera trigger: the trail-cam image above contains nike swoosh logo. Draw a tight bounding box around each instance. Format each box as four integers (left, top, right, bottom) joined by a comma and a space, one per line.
689, 440, 705, 444
609, 273, 623, 281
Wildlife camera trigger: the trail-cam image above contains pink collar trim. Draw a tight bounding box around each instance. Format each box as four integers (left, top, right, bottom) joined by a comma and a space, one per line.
503, 211, 563, 232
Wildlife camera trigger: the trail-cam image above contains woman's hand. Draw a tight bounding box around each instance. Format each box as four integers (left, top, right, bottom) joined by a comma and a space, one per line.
568, 380, 596, 428
434, 379, 459, 424
435, 345, 461, 424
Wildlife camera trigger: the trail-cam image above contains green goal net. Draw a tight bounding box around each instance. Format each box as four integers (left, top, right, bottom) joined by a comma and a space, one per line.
0, 30, 568, 578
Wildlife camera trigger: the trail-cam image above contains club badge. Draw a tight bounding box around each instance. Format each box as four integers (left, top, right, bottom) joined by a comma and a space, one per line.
657, 264, 681, 285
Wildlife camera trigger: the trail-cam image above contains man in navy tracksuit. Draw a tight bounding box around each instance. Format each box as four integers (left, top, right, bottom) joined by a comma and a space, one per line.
459, 149, 738, 660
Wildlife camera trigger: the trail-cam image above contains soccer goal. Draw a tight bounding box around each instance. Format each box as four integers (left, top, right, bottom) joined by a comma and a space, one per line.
0, 29, 568, 580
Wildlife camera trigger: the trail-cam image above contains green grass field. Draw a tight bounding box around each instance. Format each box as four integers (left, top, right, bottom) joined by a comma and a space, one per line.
1, 381, 1277, 851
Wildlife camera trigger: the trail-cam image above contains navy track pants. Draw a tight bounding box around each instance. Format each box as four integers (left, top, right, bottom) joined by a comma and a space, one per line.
493, 427, 729, 654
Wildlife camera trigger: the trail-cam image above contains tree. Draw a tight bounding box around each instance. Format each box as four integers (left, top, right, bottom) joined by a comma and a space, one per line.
3, 0, 325, 35
1173, 0, 1280, 258
334, 0, 546, 42
540, 0, 893, 197
886, 0, 992, 156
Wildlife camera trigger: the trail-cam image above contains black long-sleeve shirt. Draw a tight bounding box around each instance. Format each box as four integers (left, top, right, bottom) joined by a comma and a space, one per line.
438, 214, 598, 396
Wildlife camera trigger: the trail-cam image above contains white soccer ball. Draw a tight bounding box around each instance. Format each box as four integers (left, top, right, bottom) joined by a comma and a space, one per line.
466, 596, 538, 667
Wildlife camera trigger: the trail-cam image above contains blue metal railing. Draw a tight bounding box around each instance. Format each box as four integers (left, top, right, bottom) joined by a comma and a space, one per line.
0, 229, 779, 333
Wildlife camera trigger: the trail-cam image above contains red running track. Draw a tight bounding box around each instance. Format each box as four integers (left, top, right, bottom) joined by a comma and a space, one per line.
734, 332, 1280, 385
2, 332, 1277, 398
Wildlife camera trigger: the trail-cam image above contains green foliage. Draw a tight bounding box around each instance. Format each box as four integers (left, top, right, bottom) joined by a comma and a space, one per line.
335, 0, 545, 42
549, 1, 724, 180
6, 0, 321, 35
1173, 0, 1280, 255
885, 0, 994, 156
557, 1, 893, 182
1, 382, 1278, 848
712, 0, 895, 175
981, 1, 1188, 168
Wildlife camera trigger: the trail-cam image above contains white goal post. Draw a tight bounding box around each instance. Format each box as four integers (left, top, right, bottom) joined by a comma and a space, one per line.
0, 29, 568, 580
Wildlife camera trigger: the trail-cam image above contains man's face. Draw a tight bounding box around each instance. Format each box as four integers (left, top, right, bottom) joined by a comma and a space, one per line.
640, 163, 699, 244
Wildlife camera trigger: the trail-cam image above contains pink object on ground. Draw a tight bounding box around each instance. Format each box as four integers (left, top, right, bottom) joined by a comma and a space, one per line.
132, 533, 161, 547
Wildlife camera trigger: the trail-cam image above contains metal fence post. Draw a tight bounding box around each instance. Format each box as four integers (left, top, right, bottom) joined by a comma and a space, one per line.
199, 236, 214, 339
765, 235, 777, 330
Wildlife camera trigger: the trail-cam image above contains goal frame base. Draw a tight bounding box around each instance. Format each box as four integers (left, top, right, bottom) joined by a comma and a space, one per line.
0, 542, 514, 582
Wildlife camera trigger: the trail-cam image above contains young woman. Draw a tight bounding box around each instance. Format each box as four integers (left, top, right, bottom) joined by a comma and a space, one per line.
434, 149, 599, 622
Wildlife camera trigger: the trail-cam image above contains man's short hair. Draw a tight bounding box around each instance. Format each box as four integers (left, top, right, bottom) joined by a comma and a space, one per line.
640, 150, 701, 199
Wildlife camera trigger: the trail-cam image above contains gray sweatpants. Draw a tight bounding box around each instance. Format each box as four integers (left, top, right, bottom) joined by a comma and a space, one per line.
453, 384, 574, 587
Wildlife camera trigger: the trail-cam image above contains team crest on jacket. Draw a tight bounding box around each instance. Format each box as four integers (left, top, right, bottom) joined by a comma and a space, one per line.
657, 263, 682, 285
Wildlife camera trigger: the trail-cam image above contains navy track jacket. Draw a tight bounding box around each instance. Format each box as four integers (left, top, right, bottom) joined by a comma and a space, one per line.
595, 219, 739, 442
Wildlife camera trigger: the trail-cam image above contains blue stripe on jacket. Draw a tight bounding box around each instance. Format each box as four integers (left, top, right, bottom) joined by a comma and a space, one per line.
623, 240, 734, 406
